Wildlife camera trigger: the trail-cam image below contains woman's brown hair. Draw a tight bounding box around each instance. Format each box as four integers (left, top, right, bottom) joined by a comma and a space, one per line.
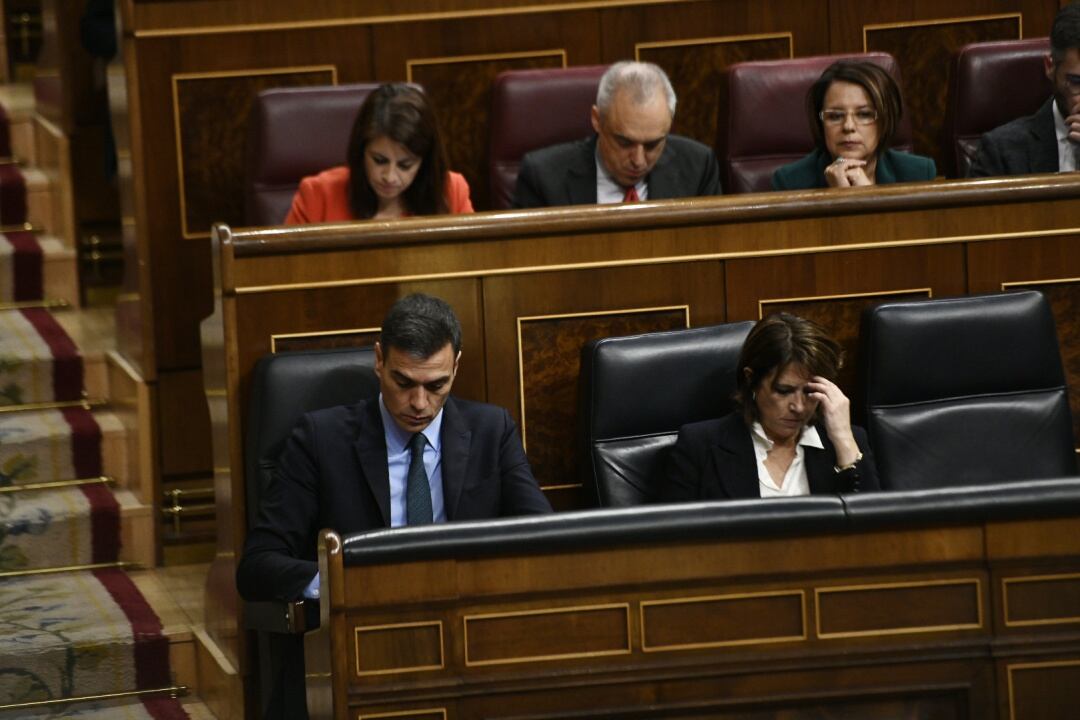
734, 313, 843, 424
806, 60, 903, 158
346, 83, 449, 218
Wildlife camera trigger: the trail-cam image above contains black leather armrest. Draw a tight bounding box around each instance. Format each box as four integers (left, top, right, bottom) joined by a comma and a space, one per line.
245, 599, 320, 634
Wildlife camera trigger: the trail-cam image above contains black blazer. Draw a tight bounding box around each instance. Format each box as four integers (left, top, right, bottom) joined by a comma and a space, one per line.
968, 97, 1060, 177
237, 396, 552, 602
512, 134, 721, 208
661, 412, 880, 501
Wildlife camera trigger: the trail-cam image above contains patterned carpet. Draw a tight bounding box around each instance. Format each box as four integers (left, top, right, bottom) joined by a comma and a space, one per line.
0, 100, 191, 718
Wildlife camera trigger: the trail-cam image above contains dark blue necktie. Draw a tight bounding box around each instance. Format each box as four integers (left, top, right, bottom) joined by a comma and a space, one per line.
405, 432, 433, 525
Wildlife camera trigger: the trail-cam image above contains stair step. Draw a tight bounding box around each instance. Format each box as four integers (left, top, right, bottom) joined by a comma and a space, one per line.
0, 568, 177, 707
0, 83, 35, 163
0, 407, 128, 488
0, 308, 84, 405
22, 166, 55, 238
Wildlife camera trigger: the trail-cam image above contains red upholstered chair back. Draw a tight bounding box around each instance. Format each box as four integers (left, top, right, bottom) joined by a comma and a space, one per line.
717, 52, 912, 194
944, 38, 1049, 178
243, 83, 381, 226
488, 65, 608, 209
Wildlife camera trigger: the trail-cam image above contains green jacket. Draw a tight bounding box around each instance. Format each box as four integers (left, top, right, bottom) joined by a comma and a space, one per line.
772, 147, 937, 190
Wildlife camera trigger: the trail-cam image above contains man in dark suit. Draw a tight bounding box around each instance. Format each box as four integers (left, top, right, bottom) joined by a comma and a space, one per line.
237, 293, 551, 719
969, 3, 1080, 177
512, 61, 721, 207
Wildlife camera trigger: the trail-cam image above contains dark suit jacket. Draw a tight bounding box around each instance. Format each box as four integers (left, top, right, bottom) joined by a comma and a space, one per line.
968, 97, 1059, 177
661, 412, 880, 501
772, 147, 937, 190
512, 134, 721, 208
237, 396, 552, 602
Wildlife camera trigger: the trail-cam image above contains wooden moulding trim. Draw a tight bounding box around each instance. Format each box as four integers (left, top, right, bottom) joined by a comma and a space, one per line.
227, 175, 1080, 257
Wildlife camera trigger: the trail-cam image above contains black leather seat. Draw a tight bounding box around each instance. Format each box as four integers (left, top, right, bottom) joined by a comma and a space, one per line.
579, 322, 754, 506
859, 291, 1076, 490
243, 346, 378, 719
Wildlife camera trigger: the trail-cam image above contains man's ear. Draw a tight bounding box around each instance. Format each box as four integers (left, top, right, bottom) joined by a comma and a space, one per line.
590, 105, 602, 135
1045, 52, 1055, 82
374, 342, 384, 373
453, 350, 461, 375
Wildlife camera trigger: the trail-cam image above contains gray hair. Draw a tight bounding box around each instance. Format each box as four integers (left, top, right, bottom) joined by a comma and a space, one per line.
595, 61, 677, 118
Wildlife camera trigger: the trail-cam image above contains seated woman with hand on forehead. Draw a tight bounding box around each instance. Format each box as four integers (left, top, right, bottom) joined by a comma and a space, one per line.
772, 60, 936, 190
285, 83, 473, 223
661, 313, 879, 501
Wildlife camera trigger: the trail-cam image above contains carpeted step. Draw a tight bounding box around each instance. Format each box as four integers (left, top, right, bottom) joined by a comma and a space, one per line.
0, 308, 84, 405
0, 163, 26, 226
0, 407, 101, 484
0, 87, 34, 163
0, 568, 180, 714
0, 232, 76, 305
0, 485, 118, 572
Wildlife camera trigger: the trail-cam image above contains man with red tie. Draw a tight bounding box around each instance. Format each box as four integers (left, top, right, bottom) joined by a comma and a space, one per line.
512, 61, 721, 208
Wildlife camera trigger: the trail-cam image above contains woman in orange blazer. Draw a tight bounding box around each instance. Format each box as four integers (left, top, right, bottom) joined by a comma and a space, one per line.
285, 83, 473, 223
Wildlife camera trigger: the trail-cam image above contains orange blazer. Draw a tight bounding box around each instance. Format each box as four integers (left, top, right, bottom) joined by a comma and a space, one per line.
284, 166, 474, 224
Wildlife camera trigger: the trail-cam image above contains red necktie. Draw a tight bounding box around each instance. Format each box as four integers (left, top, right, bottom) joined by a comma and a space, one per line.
623, 185, 639, 202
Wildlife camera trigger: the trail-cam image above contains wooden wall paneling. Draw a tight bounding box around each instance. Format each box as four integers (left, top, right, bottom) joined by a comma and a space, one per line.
636, 33, 793, 149
863, 13, 1022, 171
373, 10, 603, 211
132, 26, 374, 369
602, 0, 830, 151
172, 65, 337, 239
482, 261, 725, 507
724, 244, 967, 420
1005, 658, 1080, 719
966, 234, 1080, 451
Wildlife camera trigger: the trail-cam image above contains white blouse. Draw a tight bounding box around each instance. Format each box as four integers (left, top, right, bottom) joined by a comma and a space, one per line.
749, 421, 823, 498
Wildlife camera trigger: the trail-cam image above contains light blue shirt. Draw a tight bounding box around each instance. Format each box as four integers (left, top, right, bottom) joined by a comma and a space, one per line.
303, 394, 447, 599
595, 152, 648, 204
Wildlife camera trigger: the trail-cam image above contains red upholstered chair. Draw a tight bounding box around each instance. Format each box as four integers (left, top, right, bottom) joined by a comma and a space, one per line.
243, 83, 380, 226
944, 38, 1049, 178
488, 65, 607, 210
716, 52, 912, 194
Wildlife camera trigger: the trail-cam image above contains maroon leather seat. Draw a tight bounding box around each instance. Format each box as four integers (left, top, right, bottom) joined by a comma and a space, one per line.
243, 83, 380, 226
717, 53, 912, 194
488, 65, 607, 210
944, 38, 1049, 178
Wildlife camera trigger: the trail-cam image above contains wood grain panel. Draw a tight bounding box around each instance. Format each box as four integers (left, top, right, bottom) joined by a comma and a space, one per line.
966, 236, 1080, 449
864, 14, 1021, 169
173, 66, 335, 238
1002, 281, 1080, 449
817, 579, 982, 638
408, 52, 565, 211
271, 329, 381, 354
374, 10, 602, 211
483, 261, 725, 503
354, 621, 443, 676
1003, 573, 1080, 627
760, 289, 931, 423
1008, 660, 1080, 720
517, 307, 687, 489
637, 34, 792, 148
641, 591, 805, 651
464, 603, 630, 666
358, 712, 444, 720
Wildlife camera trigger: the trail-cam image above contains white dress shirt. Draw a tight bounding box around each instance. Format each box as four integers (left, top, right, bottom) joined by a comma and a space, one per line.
1053, 98, 1079, 173
749, 421, 823, 498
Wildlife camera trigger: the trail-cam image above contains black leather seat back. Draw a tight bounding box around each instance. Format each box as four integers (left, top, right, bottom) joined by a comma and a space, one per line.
244, 346, 379, 528
580, 322, 754, 506
860, 291, 1076, 490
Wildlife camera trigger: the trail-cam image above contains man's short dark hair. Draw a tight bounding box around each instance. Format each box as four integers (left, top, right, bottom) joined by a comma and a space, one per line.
1051, 2, 1080, 63
380, 293, 462, 357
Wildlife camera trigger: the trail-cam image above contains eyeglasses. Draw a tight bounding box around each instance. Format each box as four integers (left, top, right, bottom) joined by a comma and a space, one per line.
819, 109, 879, 126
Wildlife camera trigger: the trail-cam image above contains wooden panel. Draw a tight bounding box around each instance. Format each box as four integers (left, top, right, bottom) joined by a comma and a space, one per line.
173, 66, 335, 238
375, 10, 602, 211
271, 328, 381, 354
517, 306, 688, 489
408, 51, 565, 211
354, 621, 443, 676
158, 368, 213, 476
1003, 573, 1080, 627
816, 578, 983, 638
637, 33, 792, 148
641, 590, 805, 651
464, 603, 630, 666
1008, 659, 1080, 720
966, 236, 1080, 449
358, 711, 445, 720
483, 261, 724, 503
864, 14, 1020, 168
